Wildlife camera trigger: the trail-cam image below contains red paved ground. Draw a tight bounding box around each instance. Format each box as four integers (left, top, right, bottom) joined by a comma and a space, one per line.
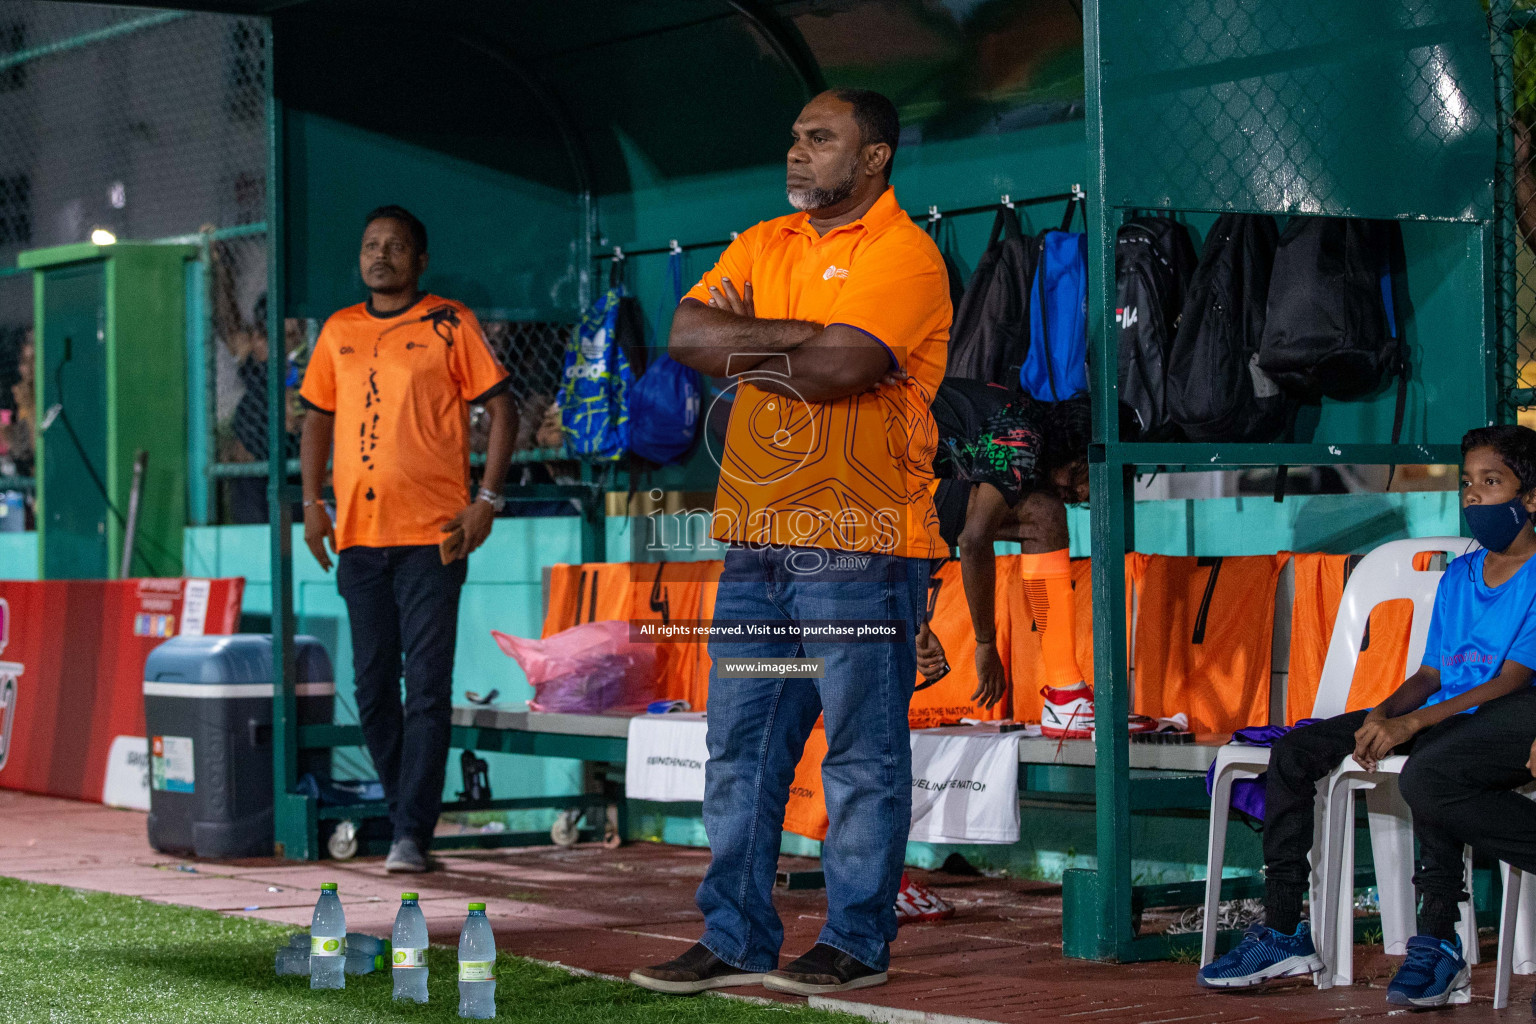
1, 789, 1527, 1022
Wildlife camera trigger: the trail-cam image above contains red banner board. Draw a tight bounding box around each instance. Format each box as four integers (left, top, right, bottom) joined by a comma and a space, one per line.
0, 577, 244, 804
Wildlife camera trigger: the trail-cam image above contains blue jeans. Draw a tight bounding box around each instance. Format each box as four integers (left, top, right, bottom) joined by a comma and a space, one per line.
696, 545, 932, 972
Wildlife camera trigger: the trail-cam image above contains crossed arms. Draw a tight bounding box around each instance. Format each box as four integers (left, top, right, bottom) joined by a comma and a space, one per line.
667, 279, 895, 403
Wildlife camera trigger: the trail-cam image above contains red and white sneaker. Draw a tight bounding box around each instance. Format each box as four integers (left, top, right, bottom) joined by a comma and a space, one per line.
1040, 685, 1094, 739
895, 872, 955, 925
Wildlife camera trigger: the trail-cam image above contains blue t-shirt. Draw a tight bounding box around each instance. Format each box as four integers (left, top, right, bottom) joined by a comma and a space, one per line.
1420, 549, 1536, 708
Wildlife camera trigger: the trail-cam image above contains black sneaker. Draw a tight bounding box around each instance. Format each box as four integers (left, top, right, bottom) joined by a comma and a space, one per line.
629, 942, 766, 995
762, 942, 888, 995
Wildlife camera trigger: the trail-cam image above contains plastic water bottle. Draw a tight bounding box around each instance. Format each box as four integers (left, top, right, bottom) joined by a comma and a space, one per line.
458, 902, 496, 1018
392, 892, 429, 1002
309, 882, 347, 989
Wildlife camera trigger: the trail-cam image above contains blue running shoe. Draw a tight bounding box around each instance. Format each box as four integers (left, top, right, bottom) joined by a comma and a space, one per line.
1197, 921, 1324, 988
1385, 934, 1470, 1008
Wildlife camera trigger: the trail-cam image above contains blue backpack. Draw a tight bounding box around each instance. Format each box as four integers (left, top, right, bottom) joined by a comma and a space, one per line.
628, 253, 702, 464
560, 285, 634, 460
1020, 198, 1089, 402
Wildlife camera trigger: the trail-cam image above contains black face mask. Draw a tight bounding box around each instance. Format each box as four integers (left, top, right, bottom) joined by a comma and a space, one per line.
1464, 497, 1531, 553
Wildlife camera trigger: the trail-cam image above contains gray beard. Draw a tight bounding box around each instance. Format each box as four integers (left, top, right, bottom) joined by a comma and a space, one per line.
787, 165, 858, 212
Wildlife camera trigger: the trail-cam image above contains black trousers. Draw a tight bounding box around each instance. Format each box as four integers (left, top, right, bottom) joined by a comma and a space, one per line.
1265, 691, 1536, 932
337, 545, 467, 847
1400, 687, 1536, 877
1263, 710, 1467, 929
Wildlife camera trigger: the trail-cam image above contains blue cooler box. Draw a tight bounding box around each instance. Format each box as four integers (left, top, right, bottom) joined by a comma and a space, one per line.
143, 634, 334, 858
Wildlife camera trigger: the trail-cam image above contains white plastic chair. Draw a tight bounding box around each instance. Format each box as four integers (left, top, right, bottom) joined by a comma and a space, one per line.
1202, 537, 1467, 982
1311, 537, 1480, 987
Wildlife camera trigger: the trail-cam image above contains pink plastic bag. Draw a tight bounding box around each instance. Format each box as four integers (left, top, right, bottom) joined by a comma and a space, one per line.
491, 620, 659, 713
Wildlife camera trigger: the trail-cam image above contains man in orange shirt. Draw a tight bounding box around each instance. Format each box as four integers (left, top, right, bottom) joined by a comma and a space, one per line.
630, 90, 949, 998
298, 205, 514, 873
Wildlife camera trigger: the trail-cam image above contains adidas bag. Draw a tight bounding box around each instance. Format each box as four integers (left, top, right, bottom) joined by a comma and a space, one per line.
1020, 198, 1088, 402
560, 285, 635, 460
1116, 216, 1197, 440
1165, 213, 1290, 443
1257, 216, 1403, 404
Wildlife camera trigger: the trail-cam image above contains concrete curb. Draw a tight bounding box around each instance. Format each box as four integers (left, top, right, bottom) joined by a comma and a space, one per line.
524, 956, 786, 1008
526, 956, 1009, 1023
809, 996, 1003, 1024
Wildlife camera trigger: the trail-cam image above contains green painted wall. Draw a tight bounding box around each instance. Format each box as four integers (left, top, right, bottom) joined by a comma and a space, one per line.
0, 533, 37, 579
283, 111, 583, 323
601, 120, 1088, 348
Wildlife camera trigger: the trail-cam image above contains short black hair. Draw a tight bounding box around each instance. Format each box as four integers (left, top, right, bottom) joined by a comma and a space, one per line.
1462, 424, 1536, 494
1037, 395, 1093, 479
364, 204, 428, 254
832, 88, 900, 179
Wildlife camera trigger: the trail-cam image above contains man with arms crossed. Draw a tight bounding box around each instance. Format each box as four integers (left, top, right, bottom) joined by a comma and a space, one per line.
629, 89, 950, 997
299, 205, 514, 873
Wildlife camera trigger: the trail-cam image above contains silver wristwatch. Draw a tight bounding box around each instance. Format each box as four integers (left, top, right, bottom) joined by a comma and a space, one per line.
476, 487, 505, 513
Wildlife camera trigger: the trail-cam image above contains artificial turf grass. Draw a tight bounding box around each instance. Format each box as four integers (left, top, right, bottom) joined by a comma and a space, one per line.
0, 876, 857, 1024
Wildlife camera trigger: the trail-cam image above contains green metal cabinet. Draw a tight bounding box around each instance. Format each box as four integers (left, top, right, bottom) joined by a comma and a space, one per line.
21, 242, 195, 579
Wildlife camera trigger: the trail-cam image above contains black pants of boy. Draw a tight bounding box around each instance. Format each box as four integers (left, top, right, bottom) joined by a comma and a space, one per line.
337, 544, 468, 848
1400, 686, 1536, 879
1263, 710, 1469, 938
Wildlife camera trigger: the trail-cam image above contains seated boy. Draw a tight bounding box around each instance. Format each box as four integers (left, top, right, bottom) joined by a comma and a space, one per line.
1198, 424, 1536, 1009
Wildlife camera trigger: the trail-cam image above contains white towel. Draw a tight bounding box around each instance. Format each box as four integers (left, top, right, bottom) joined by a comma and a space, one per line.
907, 729, 1023, 844
625, 713, 709, 802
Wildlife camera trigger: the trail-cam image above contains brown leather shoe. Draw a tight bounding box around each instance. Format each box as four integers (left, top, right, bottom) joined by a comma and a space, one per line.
629, 942, 766, 995
762, 942, 888, 995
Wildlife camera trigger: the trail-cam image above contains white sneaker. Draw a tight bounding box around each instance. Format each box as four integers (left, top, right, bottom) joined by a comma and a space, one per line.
1040, 685, 1094, 739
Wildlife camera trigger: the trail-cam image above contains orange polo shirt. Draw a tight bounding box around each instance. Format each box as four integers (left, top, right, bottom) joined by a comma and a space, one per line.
299, 295, 509, 551
685, 187, 950, 559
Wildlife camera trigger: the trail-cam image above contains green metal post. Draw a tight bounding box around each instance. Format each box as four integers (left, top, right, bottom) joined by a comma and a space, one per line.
185, 253, 210, 525
265, 22, 309, 860
1065, 0, 1135, 961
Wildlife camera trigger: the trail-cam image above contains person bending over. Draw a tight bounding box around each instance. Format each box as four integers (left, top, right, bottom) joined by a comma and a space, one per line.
913, 378, 1091, 732
1198, 425, 1536, 1010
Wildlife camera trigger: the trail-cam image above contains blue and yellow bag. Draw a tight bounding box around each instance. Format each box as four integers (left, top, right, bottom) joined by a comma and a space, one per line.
560, 286, 635, 460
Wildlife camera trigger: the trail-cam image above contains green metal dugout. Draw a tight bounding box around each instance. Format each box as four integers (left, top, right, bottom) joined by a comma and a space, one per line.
80, 0, 1513, 962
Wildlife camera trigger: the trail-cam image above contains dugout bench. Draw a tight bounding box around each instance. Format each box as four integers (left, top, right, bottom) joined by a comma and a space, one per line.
306, 706, 1221, 867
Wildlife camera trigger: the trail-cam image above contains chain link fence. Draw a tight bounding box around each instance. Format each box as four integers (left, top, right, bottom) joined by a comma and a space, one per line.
0, 3, 270, 523
1101, 0, 1495, 502
1492, 1, 1536, 424
0, 3, 580, 525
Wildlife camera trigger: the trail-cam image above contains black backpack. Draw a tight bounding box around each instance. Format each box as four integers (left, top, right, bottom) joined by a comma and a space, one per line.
926, 217, 968, 316
1257, 216, 1404, 412
1165, 213, 1291, 442
1116, 216, 1197, 440
946, 206, 1040, 386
